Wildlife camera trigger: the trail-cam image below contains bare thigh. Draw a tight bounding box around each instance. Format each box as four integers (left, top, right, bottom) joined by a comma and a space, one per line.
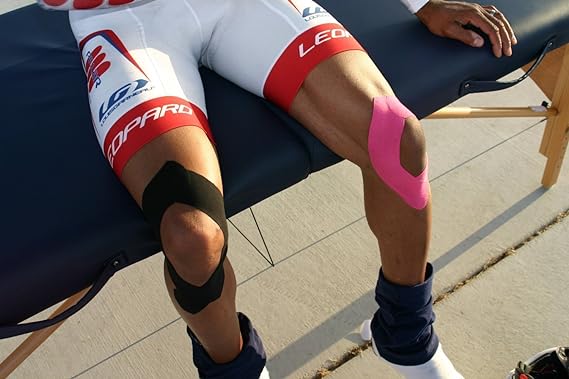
290, 50, 425, 176
290, 50, 394, 167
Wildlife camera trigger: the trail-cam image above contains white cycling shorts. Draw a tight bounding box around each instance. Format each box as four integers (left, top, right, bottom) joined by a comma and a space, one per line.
69, 0, 364, 176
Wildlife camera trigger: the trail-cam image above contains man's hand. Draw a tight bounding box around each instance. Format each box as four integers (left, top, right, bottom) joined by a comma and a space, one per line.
415, 0, 517, 58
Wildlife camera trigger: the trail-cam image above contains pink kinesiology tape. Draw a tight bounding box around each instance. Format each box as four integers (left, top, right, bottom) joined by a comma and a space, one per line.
368, 96, 429, 210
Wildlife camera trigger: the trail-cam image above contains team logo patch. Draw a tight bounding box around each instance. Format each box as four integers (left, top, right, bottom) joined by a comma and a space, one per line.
286, 0, 329, 22
79, 30, 147, 84
99, 78, 153, 125
79, 30, 155, 135
301, 6, 329, 21
84, 45, 111, 92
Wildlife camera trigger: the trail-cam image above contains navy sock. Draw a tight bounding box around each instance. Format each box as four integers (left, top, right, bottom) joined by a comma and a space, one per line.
371, 263, 440, 366
189, 313, 266, 378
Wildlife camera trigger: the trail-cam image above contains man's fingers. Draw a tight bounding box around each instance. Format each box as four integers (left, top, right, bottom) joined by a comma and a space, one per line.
483, 5, 517, 45
445, 22, 484, 48
483, 8, 512, 56
416, 1, 517, 58
464, 9, 503, 57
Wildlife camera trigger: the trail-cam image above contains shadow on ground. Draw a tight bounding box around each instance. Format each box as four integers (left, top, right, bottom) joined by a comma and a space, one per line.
267, 187, 545, 378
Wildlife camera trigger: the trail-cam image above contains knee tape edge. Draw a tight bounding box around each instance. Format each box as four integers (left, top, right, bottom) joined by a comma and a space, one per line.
368, 96, 429, 210
165, 249, 226, 314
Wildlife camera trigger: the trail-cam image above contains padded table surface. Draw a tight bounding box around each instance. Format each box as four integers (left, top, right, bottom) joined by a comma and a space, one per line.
1, 0, 568, 331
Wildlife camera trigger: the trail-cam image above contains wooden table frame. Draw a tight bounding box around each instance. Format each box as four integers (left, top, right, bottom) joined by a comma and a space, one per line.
428, 45, 569, 188
1, 47, 568, 378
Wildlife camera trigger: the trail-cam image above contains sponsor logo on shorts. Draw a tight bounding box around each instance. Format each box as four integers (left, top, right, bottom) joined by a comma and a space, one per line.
301, 6, 329, 21
79, 30, 148, 92
264, 23, 363, 110
103, 97, 210, 175
79, 30, 156, 136
298, 27, 352, 58
106, 101, 193, 167
287, 1, 329, 21
84, 45, 111, 92
98, 79, 153, 127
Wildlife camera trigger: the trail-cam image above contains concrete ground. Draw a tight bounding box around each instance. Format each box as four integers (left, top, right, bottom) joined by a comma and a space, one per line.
2, 2, 569, 378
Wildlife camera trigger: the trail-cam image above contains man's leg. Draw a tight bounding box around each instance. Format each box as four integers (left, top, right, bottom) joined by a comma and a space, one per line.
120, 126, 242, 364
69, 3, 268, 376
290, 51, 430, 286
289, 50, 461, 378
121, 128, 267, 377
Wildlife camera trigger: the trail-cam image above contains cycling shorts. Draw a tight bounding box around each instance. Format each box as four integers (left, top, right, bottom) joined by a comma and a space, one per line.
69, 0, 364, 176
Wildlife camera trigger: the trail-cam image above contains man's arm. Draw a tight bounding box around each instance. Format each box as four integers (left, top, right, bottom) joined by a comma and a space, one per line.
407, 0, 517, 58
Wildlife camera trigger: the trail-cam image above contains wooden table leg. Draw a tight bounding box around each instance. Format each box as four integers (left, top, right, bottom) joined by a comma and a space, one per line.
0, 287, 90, 379
541, 47, 569, 188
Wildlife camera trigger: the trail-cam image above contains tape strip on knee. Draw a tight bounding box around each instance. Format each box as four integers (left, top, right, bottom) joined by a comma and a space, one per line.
368, 96, 429, 210
142, 161, 228, 314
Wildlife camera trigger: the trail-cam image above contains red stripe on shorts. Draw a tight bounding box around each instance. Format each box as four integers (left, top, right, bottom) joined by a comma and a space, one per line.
103, 96, 212, 177
263, 23, 364, 111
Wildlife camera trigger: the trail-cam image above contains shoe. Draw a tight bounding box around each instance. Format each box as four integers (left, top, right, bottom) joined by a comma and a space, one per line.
189, 313, 269, 378
360, 319, 464, 379
507, 347, 569, 379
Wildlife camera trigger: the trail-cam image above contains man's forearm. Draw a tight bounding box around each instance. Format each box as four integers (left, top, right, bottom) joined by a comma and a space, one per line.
399, 0, 429, 14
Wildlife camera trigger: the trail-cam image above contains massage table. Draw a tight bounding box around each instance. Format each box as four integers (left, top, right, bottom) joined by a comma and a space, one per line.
1, 0, 568, 374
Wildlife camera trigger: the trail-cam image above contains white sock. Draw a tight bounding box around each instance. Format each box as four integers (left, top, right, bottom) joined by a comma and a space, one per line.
259, 366, 270, 379
361, 320, 464, 379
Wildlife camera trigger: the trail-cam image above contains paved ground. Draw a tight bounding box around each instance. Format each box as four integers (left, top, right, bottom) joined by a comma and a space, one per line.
330, 211, 569, 379
2, 3, 569, 379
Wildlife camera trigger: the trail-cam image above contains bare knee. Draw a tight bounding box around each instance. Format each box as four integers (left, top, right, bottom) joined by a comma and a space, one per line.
399, 116, 427, 176
161, 203, 225, 286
